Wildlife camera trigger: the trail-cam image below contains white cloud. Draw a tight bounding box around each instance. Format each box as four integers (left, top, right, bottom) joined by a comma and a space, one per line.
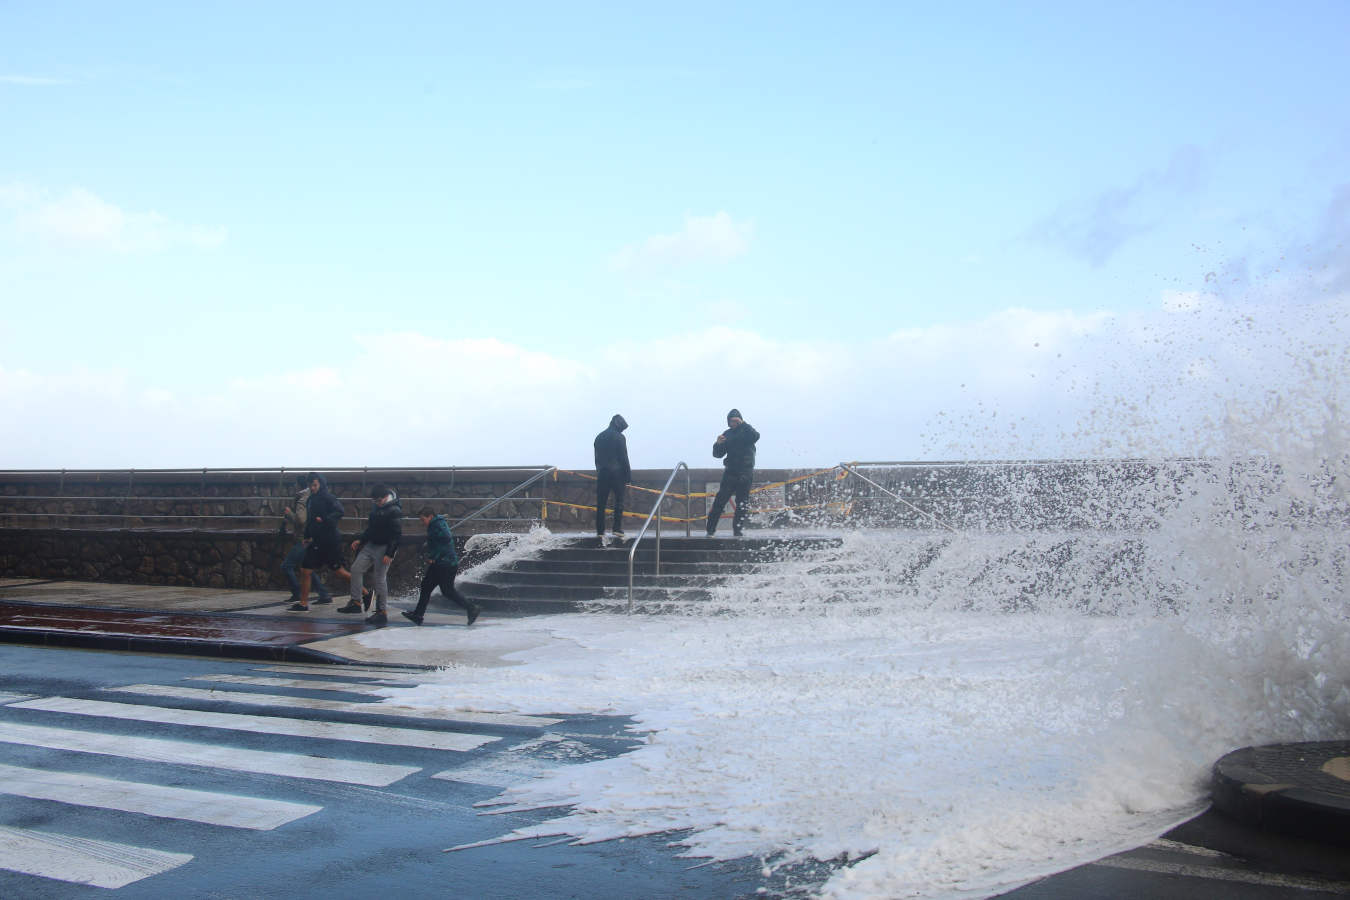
0, 184, 225, 252
611, 211, 752, 272
1, 297, 1344, 470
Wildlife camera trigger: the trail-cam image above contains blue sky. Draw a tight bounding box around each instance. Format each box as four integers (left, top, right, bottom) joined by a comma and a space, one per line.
2, 2, 1347, 469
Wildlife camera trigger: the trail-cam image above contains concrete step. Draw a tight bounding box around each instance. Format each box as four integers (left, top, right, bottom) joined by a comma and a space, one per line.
497, 559, 760, 576
474, 570, 727, 589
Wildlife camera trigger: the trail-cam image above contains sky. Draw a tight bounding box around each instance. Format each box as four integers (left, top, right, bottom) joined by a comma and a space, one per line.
2, 1, 1348, 470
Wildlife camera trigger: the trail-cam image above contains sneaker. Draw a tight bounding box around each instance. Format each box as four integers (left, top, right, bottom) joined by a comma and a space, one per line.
286, 593, 299, 604
288, 602, 309, 611
313, 595, 333, 605
365, 611, 388, 627
705, 530, 716, 538
733, 530, 743, 538
612, 531, 625, 542
361, 587, 373, 611
400, 610, 423, 626
466, 604, 480, 626
337, 602, 363, 614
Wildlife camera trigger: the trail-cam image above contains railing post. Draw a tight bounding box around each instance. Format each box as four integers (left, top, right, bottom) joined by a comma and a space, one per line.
685, 468, 692, 537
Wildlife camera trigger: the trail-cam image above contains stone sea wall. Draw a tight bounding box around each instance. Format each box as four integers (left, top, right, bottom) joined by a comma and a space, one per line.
0, 460, 1202, 589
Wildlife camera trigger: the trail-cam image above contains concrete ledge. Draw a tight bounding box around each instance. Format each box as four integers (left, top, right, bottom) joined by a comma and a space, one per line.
1212, 742, 1350, 847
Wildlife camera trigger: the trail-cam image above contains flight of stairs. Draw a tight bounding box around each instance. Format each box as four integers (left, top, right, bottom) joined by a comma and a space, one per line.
454, 534, 844, 614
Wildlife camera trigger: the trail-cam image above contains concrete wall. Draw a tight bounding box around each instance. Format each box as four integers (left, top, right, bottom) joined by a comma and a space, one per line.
0, 460, 1203, 590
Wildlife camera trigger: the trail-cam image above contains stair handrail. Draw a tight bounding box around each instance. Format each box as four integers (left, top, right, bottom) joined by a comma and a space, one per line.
837, 461, 958, 532
450, 466, 557, 530
627, 461, 691, 613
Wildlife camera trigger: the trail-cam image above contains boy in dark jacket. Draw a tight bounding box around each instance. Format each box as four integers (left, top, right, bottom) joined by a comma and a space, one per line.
705, 408, 760, 537
342, 484, 402, 626
593, 413, 631, 542
403, 507, 480, 626
294, 472, 350, 610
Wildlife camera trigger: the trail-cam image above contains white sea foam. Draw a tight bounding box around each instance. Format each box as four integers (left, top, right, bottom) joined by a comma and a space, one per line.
365, 319, 1350, 898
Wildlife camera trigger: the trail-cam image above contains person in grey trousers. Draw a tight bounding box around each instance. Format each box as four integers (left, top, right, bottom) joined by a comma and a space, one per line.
341, 484, 402, 626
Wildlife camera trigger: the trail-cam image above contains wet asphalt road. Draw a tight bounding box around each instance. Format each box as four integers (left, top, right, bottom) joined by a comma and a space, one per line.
0, 644, 764, 899
1, 643, 1347, 899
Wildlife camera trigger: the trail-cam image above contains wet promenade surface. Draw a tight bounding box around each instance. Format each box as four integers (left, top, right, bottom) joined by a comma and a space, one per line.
0, 578, 387, 665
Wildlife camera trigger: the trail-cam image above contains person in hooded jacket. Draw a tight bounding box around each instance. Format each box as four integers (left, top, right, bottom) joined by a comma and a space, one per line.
593, 414, 631, 542
706, 408, 760, 537
343, 483, 402, 626
403, 506, 480, 627
280, 474, 332, 605
294, 472, 349, 611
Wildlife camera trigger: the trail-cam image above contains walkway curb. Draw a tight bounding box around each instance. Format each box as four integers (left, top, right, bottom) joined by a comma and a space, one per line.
1212, 741, 1350, 847
0, 600, 431, 668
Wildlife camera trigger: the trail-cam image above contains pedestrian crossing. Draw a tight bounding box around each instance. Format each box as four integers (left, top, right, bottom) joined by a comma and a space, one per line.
0, 662, 579, 892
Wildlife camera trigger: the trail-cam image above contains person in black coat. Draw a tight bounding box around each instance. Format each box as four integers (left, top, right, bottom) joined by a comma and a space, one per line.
706, 408, 760, 537
593, 414, 631, 540
294, 472, 351, 610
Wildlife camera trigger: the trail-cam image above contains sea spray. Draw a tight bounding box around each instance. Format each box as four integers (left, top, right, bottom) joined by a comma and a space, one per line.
377, 322, 1349, 899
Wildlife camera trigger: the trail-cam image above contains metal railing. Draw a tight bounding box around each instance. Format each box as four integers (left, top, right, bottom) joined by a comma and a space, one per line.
838, 462, 957, 532
627, 462, 691, 613
0, 465, 557, 531
450, 467, 558, 530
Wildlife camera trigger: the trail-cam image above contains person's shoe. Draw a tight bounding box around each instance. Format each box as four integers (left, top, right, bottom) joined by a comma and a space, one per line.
365, 611, 388, 627
313, 595, 333, 604
733, 530, 743, 538
401, 610, 423, 626
286, 593, 299, 604
337, 601, 363, 614
361, 587, 373, 611
466, 604, 480, 626
705, 530, 716, 538
288, 602, 309, 611
612, 530, 625, 542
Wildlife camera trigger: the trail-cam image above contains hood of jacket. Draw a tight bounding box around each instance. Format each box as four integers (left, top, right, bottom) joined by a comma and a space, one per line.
610, 414, 628, 432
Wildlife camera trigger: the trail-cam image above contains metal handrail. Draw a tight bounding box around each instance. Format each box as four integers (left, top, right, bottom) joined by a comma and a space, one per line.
450, 467, 557, 530
627, 462, 691, 613
838, 462, 957, 532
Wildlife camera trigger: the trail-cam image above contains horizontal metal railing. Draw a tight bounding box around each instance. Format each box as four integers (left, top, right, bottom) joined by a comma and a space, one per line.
0, 466, 557, 532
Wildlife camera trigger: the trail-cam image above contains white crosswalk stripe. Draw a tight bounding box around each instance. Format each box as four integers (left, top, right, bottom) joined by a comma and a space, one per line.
0, 825, 193, 889
13, 696, 498, 752
189, 673, 424, 695
256, 663, 428, 681
108, 682, 561, 727
0, 720, 419, 786
0, 762, 321, 830
0, 663, 564, 891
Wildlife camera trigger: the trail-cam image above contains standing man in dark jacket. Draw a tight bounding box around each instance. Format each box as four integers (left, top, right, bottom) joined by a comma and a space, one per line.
706, 408, 760, 538
342, 484, 402, 626
593, 414, 631, 543
293, 472, 350, 611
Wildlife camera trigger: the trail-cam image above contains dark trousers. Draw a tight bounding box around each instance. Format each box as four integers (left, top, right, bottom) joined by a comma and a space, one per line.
414, 561, 473, 618
282, 541, 329, 599
706, 471, 752, 535
596, 471, 626, 534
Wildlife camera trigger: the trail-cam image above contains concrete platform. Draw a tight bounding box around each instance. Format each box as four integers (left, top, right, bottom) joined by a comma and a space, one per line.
1212, 742, 1350, 847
